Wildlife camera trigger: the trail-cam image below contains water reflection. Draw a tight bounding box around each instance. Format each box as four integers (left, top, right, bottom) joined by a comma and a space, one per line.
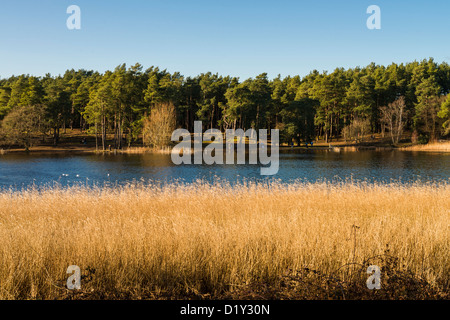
0, 150, 449, 189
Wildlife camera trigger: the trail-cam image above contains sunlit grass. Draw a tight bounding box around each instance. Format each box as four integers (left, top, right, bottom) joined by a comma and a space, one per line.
404, 141, 450, 152
0, 180, 448, 299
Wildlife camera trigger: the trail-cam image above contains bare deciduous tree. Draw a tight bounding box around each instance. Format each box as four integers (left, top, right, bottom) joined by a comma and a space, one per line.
342, 118, 371, 142
1, 104, 47, 151
380, 96, 408, 144
142, 102, 176, 149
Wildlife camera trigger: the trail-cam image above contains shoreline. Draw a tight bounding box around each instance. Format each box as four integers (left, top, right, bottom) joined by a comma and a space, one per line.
1, 141, 449, 155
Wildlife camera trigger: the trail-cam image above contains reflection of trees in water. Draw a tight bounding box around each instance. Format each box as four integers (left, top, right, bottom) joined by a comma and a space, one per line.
0, 151, 449, 189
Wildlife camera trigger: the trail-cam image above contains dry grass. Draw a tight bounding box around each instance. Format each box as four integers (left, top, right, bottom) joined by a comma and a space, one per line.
0, 180, 448, 300
119, 147, 173, 154
403, 141, 450, 152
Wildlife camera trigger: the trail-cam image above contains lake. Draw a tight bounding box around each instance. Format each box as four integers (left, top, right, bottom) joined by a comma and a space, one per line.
0, 150, 449, 190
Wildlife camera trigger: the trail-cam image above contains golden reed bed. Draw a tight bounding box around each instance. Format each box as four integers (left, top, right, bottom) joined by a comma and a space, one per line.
0, 180, 448, 300
403, 141, 450, 152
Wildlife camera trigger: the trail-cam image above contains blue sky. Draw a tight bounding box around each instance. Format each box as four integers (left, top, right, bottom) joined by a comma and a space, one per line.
0, 0, 449, 80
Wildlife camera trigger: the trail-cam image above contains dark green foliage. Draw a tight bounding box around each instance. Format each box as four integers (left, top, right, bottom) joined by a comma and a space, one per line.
1, 58, 450, 150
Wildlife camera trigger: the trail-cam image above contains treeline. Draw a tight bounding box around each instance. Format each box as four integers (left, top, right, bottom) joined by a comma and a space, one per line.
1, 58, 450, 150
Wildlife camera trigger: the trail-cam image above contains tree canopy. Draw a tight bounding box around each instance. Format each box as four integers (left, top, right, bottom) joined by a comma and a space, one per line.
1, 58, 449, 150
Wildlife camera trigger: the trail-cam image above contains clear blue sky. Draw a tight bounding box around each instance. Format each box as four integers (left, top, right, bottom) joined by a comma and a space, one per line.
0, 0, 449, 80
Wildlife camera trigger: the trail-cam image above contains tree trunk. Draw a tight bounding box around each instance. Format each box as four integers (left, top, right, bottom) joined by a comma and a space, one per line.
95, 122, 98, 151
118, 112, 123, 149
53, 127, 58, 146
102, 115, 106, 151
329, 113, 333, 142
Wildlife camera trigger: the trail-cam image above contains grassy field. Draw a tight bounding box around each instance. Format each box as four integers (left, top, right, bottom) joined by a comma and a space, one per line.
0, 180, 448, 300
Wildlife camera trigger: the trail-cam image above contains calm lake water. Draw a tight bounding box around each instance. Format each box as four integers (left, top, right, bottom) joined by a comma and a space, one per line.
0, 150, 449, 189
